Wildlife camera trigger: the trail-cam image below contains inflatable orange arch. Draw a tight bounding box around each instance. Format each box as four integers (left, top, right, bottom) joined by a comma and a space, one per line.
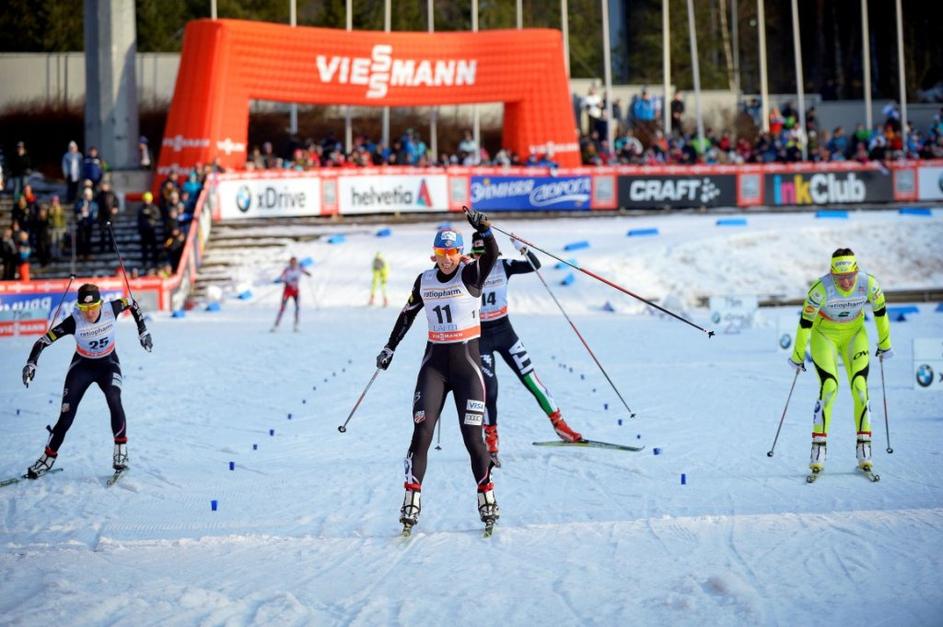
157, 19, 580, 174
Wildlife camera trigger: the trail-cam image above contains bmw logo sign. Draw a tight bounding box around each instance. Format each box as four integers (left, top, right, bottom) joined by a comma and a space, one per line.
916, 364, 934, 388
236, 185, 252, 213
779, 333, 792, 350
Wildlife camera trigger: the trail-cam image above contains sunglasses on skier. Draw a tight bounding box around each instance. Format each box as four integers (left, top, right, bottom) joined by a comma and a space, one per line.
76, 300, 102, 311
433, 247, 462, 257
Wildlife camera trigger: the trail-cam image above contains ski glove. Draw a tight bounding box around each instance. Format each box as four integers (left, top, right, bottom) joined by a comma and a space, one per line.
139, 330, 153, 352
511, 237, 527, 254
875, 347, 894, 361
787, 357, 806, 374
465, 208, 491, 232
376, 346, 394, 370
22, 362, 36, 388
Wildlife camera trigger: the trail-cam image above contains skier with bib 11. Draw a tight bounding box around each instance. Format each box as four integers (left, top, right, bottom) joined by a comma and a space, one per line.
375, 208, 499, 533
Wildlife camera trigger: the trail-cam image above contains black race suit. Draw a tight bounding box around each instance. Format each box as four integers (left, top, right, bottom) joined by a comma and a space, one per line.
385, 231, 499, 490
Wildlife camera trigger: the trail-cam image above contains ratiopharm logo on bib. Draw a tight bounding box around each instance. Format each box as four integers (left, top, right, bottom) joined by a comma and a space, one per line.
316, 45, 477, 99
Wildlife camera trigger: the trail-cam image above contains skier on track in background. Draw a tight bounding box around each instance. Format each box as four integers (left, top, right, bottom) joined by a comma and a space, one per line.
787, 248, 892, 479
469, 232, 583, 468
21, 283, 152, 479
369, 251, 389, 307
375, 208, 500, 534
271, 256, 312, 332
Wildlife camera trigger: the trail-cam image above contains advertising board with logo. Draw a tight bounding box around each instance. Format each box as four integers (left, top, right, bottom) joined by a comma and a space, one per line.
617, 174, 737, 208
469, 175, 592, 211
708, 294, 759, 334
913, 337, 943, 391
338, 174, 449, 214
764, 169, 893, 206
917, 165, 943, 201
216, 177, 321, 219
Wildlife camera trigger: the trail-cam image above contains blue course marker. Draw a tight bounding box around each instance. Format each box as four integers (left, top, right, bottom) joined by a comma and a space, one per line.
376, 227, 393, 237
887, 305, 919, 322
299, 257, 315, 267
715, 218, 747, 227
601, 301, 616, 313
899, 207, 932, 216
205, 302, 221, 312
326, 234, 346, 244
936, 303, 943, 312
815, 210, 848, 219
560, 273, 575, 286
563, 240, 590, 251
554, 258, 578, 270
237, 290, 253, 300
171, 309, 186, 318
627, 228, 659, 237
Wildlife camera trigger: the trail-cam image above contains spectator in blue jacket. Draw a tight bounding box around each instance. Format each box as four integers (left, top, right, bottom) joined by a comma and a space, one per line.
82, 147, 104, 190
61, 141, 83, 203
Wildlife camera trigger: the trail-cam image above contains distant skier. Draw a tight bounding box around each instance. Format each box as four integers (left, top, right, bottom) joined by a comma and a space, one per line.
271, 256, 312, 332
369, 252, 389, 306
470, 232, 583, 467
788, 248, 892, 477
375, 209, 500, 533
20, 283, 152, 478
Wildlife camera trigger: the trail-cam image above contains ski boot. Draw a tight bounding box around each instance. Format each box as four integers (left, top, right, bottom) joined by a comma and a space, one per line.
399, 483, 421, 536
26, 448, 57, 479
484, 425, 501, 468
113, 442, 129, 471
808, 438, 826, 479
549, 410, 583, 443
477, 484, 500, 537
856, 436, 879, 481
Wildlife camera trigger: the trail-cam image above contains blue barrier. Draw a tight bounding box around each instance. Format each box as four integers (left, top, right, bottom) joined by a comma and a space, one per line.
888, 305, 919, 322
601, 301, 616, 312
299, 256, 315, 267
936, 302, 943, 312
326, 234, 346, 244
237, 290, 253, 300
376, 227, 392, 237
716, 218, 747, 227
205, 302, 221, 312
554, 258, 578, 270
627, 228, 660, 237
171, 309, 186, 318
563, 240, 590, 251
560, 273, 575, 286
815, 210, 848, 219
899, 207, 932, 216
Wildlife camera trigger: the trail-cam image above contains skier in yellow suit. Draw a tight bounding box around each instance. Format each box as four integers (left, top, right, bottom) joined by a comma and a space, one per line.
788, 248, 892, 477
369, 252, 389, 306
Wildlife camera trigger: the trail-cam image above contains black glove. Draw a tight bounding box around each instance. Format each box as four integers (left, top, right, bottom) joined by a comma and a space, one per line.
465, 207, 491, 232
376, 346, 394, 370
22, 362, 36, 388
139, 330, 153, 352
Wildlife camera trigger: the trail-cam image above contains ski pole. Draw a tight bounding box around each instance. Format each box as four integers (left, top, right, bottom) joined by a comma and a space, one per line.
106, 221, 136, 301
523, 251, 636, 418
434, 418, 442, 450
767, 369, 800, 457
496, 229, 714, 338
45, 274, 76, 332
337, 368, 381, 433
879, 357, 893, 454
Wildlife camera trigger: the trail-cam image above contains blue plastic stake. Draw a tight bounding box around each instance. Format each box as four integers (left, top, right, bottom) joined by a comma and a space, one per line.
653, 447, 662, 455
604, 403, 609, 410
617, 419, 623, 426
211, 500, 218, 511
681, 473, 686, 485
269, 428, 275, 436
228, 461, 234, 471
252, 444, 258, 450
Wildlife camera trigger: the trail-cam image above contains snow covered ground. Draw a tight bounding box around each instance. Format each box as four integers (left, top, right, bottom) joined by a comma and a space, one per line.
2, 209, 942, 626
